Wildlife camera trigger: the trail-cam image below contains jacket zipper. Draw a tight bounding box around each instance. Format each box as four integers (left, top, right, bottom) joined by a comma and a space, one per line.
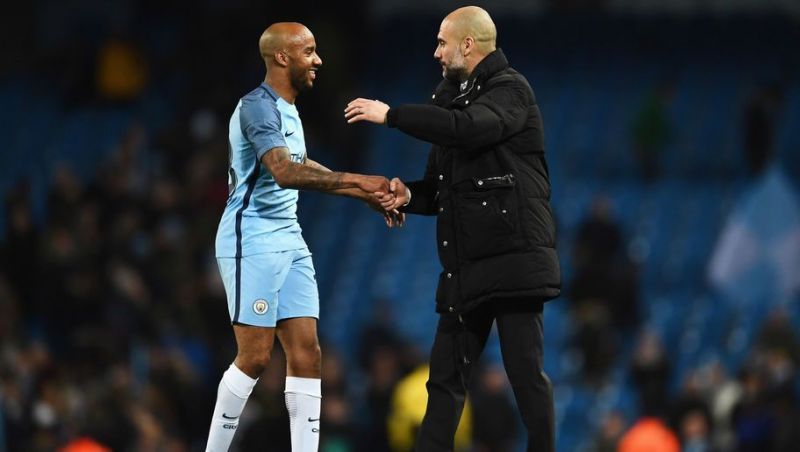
452, 78, 477, 103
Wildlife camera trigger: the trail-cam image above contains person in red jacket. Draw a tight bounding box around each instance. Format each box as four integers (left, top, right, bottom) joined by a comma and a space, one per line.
618, 417, 680, 452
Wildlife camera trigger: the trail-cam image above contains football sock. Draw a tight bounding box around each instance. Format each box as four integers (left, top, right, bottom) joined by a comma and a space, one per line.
285, 376, 322, 452
205, 364, 258, 452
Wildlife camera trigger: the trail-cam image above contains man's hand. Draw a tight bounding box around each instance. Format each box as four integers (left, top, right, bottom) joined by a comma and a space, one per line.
344, 98, 390, 124
353, 174, 391, 194
363, 191, 405, 228
375, 178, 410, 211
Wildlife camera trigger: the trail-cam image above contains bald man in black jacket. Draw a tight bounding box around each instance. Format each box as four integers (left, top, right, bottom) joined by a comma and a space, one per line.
346, 7, 560, 452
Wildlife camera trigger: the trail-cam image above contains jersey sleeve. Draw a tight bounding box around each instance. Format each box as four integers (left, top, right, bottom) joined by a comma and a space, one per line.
240, 98, 287, 160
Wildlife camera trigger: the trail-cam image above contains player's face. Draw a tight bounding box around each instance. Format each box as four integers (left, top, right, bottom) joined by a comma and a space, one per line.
434, 22, 467, 82
287, 32, 322, 92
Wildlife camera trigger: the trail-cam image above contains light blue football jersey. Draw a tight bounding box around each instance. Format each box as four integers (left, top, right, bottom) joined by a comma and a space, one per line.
215, 83, 308, 258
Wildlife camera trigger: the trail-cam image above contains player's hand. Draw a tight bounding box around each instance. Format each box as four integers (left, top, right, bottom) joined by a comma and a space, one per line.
355, 175, 391, 193
375, 178, 409, 211
364, 193, 404, 228
344, 98, 390, 124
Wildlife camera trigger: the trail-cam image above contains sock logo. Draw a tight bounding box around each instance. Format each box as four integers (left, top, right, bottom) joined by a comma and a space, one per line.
312, 428, 319, 433
222, 413, 239, 420
308, 417, 319, 422
223, 424, 237, 430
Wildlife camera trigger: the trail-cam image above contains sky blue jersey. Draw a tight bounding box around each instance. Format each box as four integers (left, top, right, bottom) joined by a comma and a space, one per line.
215, 83, 308, 258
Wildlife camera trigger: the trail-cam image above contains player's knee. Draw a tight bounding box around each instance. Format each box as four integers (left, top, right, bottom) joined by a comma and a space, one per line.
288, 342, 321, 373
235, 349, 272, 377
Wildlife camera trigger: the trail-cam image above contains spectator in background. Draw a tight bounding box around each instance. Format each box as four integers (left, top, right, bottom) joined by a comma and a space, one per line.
630, 80, 674, 182
669, 371, 715, 451
755, 308, 799, 366
358, 343, 405, 452
630, 330, 671, 418
58, 437, 112, 452
2, 183, 40, 320
751, 308, 800, 452
669, 371, 711, 428
742, 84, 783, 176
593, 410, 626, 452
705, 362, 742, 452
96, 35, 148, 104
569, 196, 639, 383
678, 408, 715, 452
470, 364, 517, 452
618, 415, 680, 452
731, 365, 775, 451
387, 364, 472, 452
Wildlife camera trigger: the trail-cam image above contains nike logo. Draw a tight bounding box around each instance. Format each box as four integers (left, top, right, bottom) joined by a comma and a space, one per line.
285, 130, 295, 137
222, 413, 239, 420
308, 417, 319, 422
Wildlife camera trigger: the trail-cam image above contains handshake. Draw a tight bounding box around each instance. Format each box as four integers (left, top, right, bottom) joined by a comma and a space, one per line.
351, 175, 409, 228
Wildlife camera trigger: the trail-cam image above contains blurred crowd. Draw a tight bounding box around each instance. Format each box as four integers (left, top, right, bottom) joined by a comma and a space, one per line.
1, 104, 798, 451
2, 1, 800, 452
592, 308, 800, 452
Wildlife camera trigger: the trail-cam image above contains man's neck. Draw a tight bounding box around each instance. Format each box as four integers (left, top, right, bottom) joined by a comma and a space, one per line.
265, 74, 297, 104
460, 54, 486, 82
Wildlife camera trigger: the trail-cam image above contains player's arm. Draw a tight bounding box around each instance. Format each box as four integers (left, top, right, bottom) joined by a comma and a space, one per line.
261, 147, 389, 194
304, 157, 405, 227
302, 157, 373, 200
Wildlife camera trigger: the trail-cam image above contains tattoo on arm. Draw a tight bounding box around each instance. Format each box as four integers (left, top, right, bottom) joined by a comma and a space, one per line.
261, 147, 353, 191
305, 157, 368, 199
304, 158, 331, 173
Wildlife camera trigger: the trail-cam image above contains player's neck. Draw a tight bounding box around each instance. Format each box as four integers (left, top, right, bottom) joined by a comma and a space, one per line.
264, 75, 298, 104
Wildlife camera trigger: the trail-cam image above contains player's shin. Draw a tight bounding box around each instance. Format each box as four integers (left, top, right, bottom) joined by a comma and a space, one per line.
205, 364, 258, 452
285, 376, 322, 452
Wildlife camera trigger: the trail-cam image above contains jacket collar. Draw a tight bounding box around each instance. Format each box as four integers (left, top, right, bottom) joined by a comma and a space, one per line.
431, 49, 509, 106
467, 48, 508, 87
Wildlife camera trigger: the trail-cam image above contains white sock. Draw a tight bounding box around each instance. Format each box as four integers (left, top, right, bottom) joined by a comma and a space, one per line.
285, 376, 322, 452
205, 364, 258, 452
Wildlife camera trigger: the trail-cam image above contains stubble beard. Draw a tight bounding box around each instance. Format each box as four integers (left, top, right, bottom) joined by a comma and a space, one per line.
443, 51, 468, 82
290, 65, 313, 93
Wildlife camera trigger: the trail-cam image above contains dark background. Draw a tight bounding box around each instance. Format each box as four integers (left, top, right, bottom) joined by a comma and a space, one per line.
1, 1, 799, 451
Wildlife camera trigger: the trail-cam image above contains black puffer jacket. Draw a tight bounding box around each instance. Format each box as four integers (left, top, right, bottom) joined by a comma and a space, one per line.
388, 49, 560, 314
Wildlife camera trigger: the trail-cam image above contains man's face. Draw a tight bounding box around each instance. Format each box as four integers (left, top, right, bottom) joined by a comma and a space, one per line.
285, 31, 322, 92
434, 20, 467, 82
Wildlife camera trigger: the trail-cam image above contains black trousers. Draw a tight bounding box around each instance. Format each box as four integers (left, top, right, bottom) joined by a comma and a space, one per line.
414, 299, 554, 452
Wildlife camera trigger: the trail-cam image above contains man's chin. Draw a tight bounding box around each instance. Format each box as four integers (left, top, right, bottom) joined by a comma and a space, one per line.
443, 71, 461, 82
292, 79, 314, 93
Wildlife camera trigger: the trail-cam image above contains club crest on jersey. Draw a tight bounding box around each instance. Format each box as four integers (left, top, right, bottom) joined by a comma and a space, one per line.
253, 299, 269, 315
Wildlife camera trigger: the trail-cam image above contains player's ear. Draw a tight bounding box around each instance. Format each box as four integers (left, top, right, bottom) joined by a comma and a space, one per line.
274, 50, 289, 67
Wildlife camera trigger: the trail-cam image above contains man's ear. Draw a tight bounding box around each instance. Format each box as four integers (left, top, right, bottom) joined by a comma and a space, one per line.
274, 50, 289, 67
462, 36, 475, 57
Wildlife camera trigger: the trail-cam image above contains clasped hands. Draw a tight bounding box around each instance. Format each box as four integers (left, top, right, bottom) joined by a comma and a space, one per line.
357, 176, 409, 228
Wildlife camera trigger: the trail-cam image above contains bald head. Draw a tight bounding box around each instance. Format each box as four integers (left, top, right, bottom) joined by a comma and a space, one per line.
259, 22, 314, 66
442, 6, 496, 54
259, 22, 322, 101
434, 6, 497, 81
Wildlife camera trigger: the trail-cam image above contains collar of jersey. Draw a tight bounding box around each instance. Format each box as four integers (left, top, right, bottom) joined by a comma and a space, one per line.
260, 82, 280, 102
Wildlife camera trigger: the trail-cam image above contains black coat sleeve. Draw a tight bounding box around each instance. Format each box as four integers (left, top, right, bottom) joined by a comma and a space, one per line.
386, 81, 529, 151
400, 147, 438, 216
